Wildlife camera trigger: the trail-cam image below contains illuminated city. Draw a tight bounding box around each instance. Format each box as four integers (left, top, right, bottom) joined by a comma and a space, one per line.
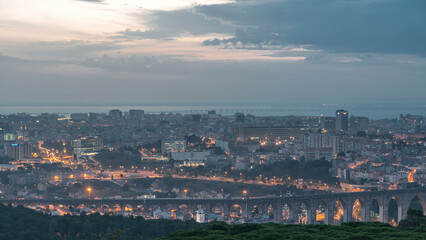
0, 109, 424, 226
0, 0, 425, 239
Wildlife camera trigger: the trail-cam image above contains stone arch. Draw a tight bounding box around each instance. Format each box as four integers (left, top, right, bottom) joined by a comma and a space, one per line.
179, 204, 189, 212
369, 196, 382, 222
196, 204, 206, 211
124, 204, 133, 212
388, 196, 402, 226
282, 202, 292, 222
112, 204, 122, 212
351, 198, 364, 222
267, 204, 274, 220
408, 194, 426, 215
333, 200, 346, 225
297, 202, 310, 224
68, 204, 76, 213
211, 204, 225, 215
101, 204, 111, 212
77, 203, 86, 209
175, 204, 192, 220
163, 203, 177, 213
315, 201, 327, 223
251, 204, 260, 218
230, 204, 242, 218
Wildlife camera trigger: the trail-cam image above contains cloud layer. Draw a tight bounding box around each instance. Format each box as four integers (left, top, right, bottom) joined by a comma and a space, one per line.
0, 0, 425, 108
196, 0, 426, 56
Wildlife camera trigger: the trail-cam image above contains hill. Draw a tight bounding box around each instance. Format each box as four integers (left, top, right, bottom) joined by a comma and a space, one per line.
160, 212, 426, 240
0, 203, 425, 240
0, 204, 199, 240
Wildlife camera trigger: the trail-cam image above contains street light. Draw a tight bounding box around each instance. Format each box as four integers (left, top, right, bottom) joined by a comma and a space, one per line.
243, 190, 248, 218
87, 187, 92, 198
184, 189, 188, 197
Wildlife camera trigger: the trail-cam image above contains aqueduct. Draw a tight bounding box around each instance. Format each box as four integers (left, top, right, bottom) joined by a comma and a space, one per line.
2, 188, 425, 225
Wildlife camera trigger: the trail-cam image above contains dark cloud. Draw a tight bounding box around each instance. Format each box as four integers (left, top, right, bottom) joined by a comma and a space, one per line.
1, 1, 425, 108
116, 9, 234, 39
197, 0, 426, 56
1, 53, 425, 107
201, 38, 221, 46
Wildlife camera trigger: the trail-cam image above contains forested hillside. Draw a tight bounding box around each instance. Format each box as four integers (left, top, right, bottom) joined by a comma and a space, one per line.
161, 210, 426, 240
1, 203, 425, 240
0, 204, 199, 240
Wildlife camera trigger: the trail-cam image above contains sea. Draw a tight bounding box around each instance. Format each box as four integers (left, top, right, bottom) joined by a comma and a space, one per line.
0, 103, 424, 120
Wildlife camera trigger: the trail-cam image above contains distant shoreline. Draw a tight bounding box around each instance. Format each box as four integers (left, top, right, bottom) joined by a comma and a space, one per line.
0, 103, 424, 120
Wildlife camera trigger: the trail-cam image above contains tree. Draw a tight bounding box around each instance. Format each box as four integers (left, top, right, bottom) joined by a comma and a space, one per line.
122, 184, 130, 192
103, 229, 123, 240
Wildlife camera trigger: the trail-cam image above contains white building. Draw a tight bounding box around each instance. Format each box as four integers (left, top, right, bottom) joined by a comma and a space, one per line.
171, 151, 210, 161
196, 210, 206, 223
303, 133, 343, 155
72, 136, 102, 157
161, 140, 187, 153
171, 151, 210, 167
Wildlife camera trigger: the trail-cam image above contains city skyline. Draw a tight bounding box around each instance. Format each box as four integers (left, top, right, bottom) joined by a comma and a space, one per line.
0, 1, 425, 238
1, 0, 426, 106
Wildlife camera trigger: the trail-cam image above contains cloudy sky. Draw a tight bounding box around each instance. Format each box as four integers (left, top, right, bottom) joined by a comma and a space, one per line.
0, 0, 425, 106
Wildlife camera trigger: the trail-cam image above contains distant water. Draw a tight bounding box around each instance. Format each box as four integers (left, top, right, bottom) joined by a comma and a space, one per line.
0, 103, 424, 120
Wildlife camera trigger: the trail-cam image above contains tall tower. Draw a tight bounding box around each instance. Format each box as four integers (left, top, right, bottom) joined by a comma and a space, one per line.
336, 109, 348, 132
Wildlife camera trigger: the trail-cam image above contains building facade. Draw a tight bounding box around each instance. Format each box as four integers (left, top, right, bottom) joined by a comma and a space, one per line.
336, 110, 349, 132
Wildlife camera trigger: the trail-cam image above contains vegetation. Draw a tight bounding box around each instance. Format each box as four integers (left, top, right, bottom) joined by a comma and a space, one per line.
0, 204, 425, 240
0, 204, 199, 240
161, 219, 426, 240
0, 155, 14, 164
398, 209, 426, 232
244, 159, 335, 182
94, 148, 141, 168
179, 159, 336, 184
42, 140, 73, 154
129, 177, 303, 197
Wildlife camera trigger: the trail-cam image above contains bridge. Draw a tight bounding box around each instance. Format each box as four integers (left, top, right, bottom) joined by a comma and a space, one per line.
2, 188, 425, 225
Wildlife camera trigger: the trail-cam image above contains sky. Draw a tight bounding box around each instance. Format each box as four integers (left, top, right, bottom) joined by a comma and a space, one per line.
0, 0, 425, 106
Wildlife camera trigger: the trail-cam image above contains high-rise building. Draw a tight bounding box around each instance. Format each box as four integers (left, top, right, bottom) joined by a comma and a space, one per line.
336, 110, 349, 132
129, 109, 144, 119
72, 136, 102, 157
349, 116, 369, 132
6, 142, 33, 160
89, 113, 100, 123
319, 116, 336, 131
109, 109, 122, 120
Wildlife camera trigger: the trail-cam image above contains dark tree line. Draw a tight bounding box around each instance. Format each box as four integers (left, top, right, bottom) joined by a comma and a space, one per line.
161, 211, 426, 240
0, 204, 199, 240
